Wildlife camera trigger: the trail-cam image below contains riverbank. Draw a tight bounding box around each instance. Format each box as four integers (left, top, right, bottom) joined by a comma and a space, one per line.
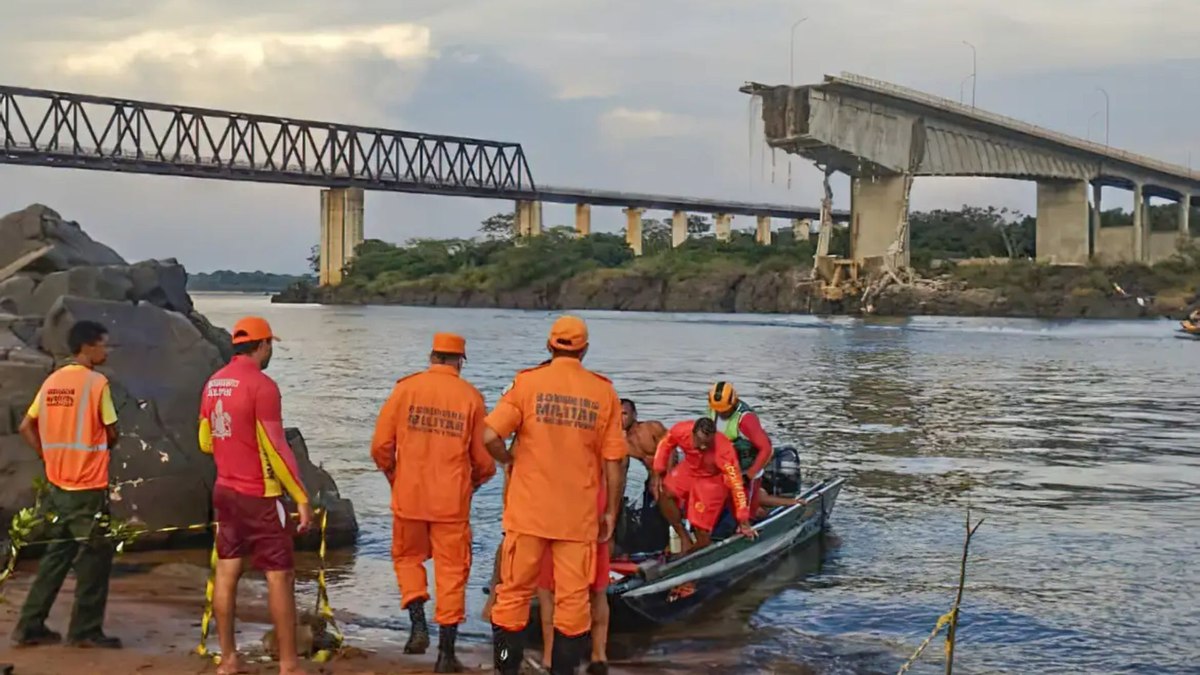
0, 552, 491, 674
274, 261, 1197, 320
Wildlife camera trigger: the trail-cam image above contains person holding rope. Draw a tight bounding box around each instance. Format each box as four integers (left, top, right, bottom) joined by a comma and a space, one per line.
371, 332, 496, 673
199, 317, 313, 675
11, 320, 121, 649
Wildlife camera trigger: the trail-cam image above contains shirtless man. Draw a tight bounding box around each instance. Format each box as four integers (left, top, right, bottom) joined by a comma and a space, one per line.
620, 399, 667, 472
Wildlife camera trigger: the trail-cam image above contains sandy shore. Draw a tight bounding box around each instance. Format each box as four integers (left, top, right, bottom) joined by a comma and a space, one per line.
0, 555, 491, 675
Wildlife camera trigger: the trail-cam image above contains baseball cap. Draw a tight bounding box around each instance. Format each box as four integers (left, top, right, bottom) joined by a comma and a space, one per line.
432, 332, 467, 356
548, 315, 588, 352
231, 316, 281, 345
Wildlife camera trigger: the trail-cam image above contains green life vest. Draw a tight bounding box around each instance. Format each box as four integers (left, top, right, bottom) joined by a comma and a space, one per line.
708, 400, 757, 472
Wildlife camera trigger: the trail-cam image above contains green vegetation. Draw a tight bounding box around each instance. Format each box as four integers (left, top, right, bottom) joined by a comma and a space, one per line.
335, 213, 819, 296
189, 270, 313, 293
279, 205, 1200, 317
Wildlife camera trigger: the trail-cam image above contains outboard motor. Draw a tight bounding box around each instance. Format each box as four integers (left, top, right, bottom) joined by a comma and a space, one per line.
763, 445, 802, 496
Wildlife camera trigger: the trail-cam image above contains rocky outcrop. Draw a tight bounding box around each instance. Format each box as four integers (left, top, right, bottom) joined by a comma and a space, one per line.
0, 204, 357, 548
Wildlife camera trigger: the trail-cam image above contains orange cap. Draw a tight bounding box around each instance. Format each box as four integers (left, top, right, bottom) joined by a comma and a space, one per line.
231, 316, 280, 345
432, 332, 467, 356
548, 315, 588, 352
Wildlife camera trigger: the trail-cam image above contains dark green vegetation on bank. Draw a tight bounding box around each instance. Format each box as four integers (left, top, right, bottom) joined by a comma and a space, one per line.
275, 207, 1200, 319
188, 270, 313, 293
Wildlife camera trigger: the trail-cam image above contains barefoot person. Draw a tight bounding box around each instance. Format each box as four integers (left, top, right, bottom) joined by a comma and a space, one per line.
652, 418, 756, 554
199, 317, 314, 675
11, 321, 121, 649
371, 332, 496, 672
484, 316, 627, 675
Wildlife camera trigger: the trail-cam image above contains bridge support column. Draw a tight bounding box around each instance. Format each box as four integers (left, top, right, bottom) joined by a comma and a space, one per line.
624, 207, 644, 256
575, 204, 591, 236
1133, 183, 1146, 263
792, 219, 810, 242
755, 215, 771, 245
1179, 196, 1191, 237
515, 200, 542, 237
1035, 179, 1090, 265
1090, 182, 1102, 259
672, 211, 688, 248
319, 187, 364, 286
715, 213, 733, 242
850, 175, 909, 266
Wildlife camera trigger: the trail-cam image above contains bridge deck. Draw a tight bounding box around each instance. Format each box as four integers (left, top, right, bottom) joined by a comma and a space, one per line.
0, 84, 829, 220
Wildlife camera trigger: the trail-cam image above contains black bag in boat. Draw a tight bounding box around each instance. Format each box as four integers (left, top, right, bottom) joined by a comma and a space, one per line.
613, 481, 670, 557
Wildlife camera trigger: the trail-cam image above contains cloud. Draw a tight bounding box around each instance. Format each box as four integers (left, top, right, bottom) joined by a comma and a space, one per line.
59, 25, 433, 76
599, 107, 703, 141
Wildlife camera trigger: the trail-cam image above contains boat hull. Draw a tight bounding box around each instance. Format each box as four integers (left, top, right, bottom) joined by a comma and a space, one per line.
608, 477, 844, 629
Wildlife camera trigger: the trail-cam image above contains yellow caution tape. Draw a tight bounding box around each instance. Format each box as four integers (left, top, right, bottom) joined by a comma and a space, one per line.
314, 509, 344, 648
896, 609, 956, 675
194, 526, 219, 659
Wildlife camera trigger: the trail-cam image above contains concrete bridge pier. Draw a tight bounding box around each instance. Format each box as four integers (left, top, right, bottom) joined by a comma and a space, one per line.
1090, 182, 1103, 259
575, 204, 591, 236
319, 187, 364, 286
515, 200, 543, 237
756, 215, 771, 245
672, 211, 688, 248
850, 174, 909, 266
624, 207, 644, 255
715, 213, 733, 242
1180, 197, 1191, 236
1035, 179, 1089, 265
1133, 183, 1146, 263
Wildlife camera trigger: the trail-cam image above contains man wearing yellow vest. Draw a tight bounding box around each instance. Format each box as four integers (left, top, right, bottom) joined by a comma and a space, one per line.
12, 320, 121, 649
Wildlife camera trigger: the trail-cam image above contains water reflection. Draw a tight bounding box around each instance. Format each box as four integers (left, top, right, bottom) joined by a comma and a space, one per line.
191, 297, 1200, 674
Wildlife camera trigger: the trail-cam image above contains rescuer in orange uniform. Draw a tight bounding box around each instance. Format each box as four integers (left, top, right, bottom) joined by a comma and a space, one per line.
483, 316, 627, 675
371, 332, 496, 673
12, 320, 121, 649
199, 317, 313, 675
653, 418, 756, 553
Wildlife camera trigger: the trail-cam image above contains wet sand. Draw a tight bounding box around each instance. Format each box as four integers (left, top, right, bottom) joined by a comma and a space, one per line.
0, 556, 491, 674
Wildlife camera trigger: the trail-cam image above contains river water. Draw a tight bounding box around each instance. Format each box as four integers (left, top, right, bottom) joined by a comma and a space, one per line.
193, 294, 1200, 674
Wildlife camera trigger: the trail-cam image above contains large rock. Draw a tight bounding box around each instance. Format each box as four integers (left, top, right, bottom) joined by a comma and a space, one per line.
0, 205, 126, 273
0, 434, 42, 527
29, 267, 135, 316
129, 259, 192, 314
286, 429, 358, 548
44, 297, 224, 457
0, 275, 39, 315
0, 204, 358, 550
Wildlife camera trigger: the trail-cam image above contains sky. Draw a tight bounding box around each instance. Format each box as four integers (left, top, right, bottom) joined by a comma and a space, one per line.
2, 0, 1199, 273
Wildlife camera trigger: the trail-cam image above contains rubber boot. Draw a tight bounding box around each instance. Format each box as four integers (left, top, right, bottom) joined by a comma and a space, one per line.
550, 630, 589, 675
404, 601, 430, 654
434, 624, 464, 673
491, 624, 525, 675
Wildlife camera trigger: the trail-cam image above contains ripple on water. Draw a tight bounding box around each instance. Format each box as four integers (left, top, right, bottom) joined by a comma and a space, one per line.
192, 296, 1200, 673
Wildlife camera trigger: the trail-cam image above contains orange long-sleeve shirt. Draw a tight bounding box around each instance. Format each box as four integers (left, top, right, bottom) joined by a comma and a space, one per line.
371, 364, 496, 522
653, 420, 751, 523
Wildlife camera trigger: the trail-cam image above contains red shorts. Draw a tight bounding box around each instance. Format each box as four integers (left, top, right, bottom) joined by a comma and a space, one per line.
213, 485, 294, 571
664, 466, 730, 532
537, 541, 610, 593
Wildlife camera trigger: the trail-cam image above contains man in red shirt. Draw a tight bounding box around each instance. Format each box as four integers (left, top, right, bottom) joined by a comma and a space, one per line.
652, 418, 756, 554
199, 316, 313, 675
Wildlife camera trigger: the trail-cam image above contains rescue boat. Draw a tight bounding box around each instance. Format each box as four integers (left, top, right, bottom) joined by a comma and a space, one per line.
1179, 320, 1200, 337
604, 476, 844, 629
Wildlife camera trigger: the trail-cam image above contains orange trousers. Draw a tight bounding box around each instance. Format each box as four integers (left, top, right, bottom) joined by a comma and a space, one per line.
492, 532, 595, 637
391, 517, 472, 626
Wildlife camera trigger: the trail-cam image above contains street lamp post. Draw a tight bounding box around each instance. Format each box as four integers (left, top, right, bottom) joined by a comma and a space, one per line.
960, 74, 974, 105
962, 41, 977, 107
790, 17, 809, 85
1096, 87, 1110, 147
1087, 111, 1102, 142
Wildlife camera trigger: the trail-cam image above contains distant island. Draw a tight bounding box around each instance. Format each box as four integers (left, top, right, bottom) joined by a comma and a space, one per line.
189, 270, 314, 293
